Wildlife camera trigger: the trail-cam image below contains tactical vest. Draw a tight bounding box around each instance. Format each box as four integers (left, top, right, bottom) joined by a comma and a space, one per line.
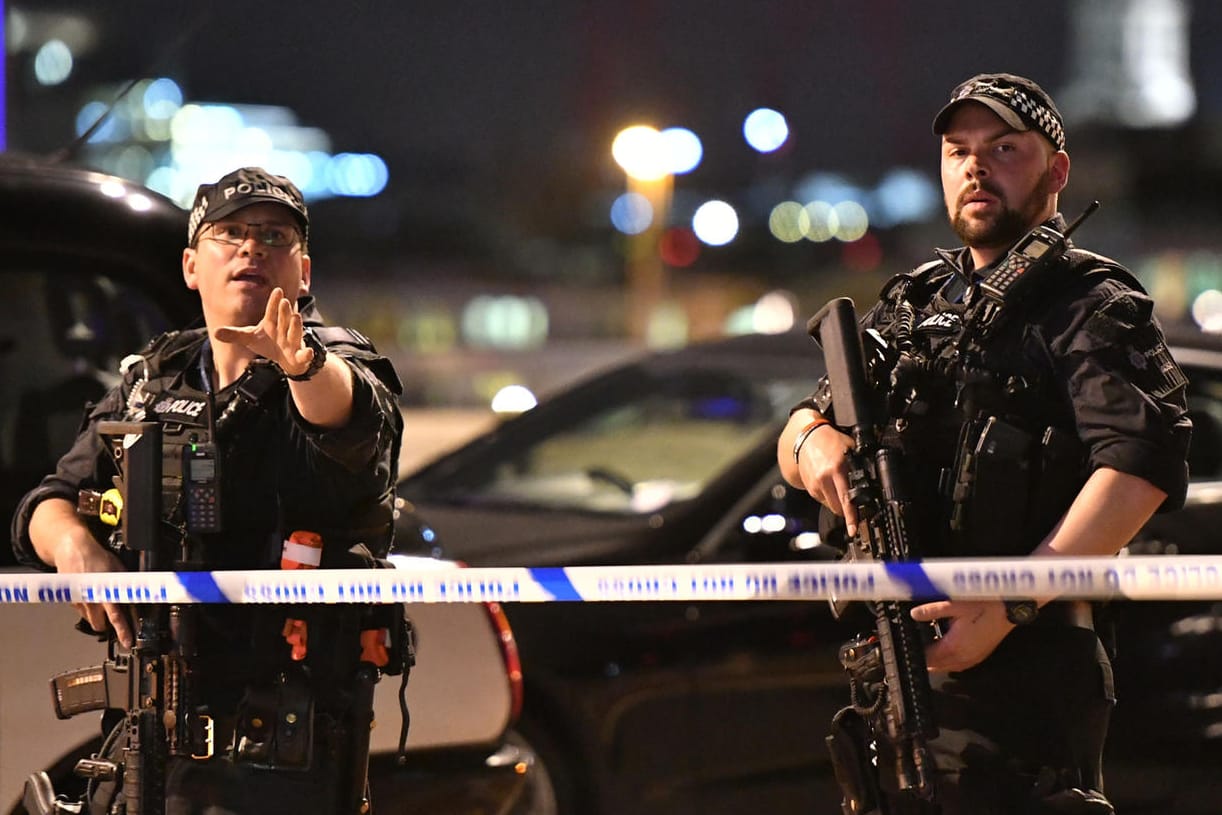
853, 248, 1147, 558
117, 323, 402, 568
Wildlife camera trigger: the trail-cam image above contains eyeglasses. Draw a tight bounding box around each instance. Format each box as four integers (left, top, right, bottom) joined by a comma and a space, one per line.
201, 221, 300, 249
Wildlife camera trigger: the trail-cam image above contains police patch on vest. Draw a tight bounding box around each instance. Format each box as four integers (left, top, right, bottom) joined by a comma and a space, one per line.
151, 396, 209, 425
916, 311, 961, 334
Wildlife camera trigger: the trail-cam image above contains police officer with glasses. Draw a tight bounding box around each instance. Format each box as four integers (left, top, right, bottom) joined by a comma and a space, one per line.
12, 167, 404, 815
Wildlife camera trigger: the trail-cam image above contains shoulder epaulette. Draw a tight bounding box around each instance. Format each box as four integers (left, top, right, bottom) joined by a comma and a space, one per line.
1064, 248, 1146, 294
879, 259, 950, 304
313, 325, 375, 351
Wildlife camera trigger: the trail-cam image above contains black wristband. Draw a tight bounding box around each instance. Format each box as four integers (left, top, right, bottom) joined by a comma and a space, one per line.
284, 329, 328, 382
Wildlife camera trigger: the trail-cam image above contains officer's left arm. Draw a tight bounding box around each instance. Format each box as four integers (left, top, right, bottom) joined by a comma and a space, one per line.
912, 467, 1165, 672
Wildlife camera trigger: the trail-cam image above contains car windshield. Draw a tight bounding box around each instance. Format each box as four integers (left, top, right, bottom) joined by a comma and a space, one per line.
405, 352, 814, 514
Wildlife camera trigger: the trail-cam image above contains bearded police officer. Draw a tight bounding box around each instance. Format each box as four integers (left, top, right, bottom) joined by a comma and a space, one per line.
779, 74, 1191, 813
12, 167, 404, 814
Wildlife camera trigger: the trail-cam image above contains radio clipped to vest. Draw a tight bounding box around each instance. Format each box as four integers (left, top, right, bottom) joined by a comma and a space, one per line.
183, 439, 221, 534
970, 201, 1099, 339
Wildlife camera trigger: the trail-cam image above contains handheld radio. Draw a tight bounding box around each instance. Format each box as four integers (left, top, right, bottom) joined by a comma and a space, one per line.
183, 439, 221, 534
971, 201, 1100, 336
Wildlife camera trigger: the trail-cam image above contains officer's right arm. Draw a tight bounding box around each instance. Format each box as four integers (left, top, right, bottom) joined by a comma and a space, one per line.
778, 409, 859, 536
28, 497, 133, 647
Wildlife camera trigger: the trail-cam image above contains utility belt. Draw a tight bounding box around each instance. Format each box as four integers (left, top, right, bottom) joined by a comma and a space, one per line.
203, 667, 346, 771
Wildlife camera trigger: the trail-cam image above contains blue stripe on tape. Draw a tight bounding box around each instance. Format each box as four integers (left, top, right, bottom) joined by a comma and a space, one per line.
885, 562, 948, 602
177, 572, 229, 604
529, 567, 583, 601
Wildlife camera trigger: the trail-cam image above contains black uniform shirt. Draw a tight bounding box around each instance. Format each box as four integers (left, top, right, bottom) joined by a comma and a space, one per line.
9, 298, 403, 708
805, 219, 1191, 557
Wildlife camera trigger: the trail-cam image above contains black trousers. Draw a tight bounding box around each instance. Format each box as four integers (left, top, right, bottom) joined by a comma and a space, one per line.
883, 624, 1114, 815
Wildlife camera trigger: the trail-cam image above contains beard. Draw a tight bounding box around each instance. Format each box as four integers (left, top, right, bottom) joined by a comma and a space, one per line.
950, 168, 1053, 251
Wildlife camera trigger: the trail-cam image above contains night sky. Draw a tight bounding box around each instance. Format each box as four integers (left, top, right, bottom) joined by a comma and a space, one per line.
14, 2, 1220, 183
8, 1, 1222, 272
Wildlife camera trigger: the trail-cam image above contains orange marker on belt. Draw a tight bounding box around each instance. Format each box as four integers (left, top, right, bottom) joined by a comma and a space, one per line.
281, 530, 323, 660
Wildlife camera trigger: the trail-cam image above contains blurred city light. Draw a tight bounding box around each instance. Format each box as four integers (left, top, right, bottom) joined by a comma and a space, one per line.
1191, 289, 1222, 332
327, 153, 389, 196
872, 168, 941, 226
752, 291, 797, 334
726, 290, 797, 335
832, 201, 869, 241
74, 88, 388, 206
33, 39, 73, 86
646, 302, 689, 349
803, 201, 837, 242
490, 384, 539, 415
692, 200, 739, 246
743, 108, 789, 153
143, 78, 183, 120
768, 201, 809, 243
610, 191, 654, 234
462, 295, 549, 350
795, 171, 862, 206
842, 232, 884, 273
612, 125, 670, 182
659, 127, 703, 174
1063, 0, 1195, 127
658, 227, 700, 267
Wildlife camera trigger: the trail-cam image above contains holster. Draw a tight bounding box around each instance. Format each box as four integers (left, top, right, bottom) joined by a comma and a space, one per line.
234, 670, 314, 769
826, 707, 885, 815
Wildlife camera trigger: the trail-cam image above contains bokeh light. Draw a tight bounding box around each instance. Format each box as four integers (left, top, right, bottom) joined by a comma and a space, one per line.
660, 127, 703, 174
610, 192, 654, 235
462, 295, 549, 350
692, 200, 739, 246
803, 201, 837, 242
659, 227, 701, 267
612, 125, 670, 182
753, 291, 797, 334
768, 201, 810, 243
491, 385, 539, 415
1191, 289, 1222, 332
743, 108, 789, 153
34, 40, 73, 86
832, 201, 869, 241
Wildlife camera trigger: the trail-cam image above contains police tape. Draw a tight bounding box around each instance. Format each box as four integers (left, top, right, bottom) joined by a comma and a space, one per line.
2, 555, 1222, 605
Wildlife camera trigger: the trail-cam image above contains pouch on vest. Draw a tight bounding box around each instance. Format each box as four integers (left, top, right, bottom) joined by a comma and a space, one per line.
949, 416, 1034, 556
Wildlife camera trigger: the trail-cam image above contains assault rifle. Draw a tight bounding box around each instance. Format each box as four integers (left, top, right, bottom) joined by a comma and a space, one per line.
25, 421, 207, 815
810, 298, 939, 813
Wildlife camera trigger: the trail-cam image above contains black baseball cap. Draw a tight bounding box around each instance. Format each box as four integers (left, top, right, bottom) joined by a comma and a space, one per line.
187, 167, 310, 245
932, 72, 1066, 152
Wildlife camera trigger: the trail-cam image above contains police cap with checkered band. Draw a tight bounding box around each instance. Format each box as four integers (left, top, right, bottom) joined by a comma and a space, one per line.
932, 72, 1066, 152
187, 167, 310, 246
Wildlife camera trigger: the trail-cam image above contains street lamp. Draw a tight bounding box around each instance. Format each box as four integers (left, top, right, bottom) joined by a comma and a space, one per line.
612, 125, 674, 344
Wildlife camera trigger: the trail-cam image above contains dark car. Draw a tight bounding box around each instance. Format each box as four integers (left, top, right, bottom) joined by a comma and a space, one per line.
0, 157, 545, 815
396, 324, 1222, 815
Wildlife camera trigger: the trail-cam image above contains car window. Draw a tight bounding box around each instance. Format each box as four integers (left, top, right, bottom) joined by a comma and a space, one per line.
1, 268, 174, 564
410, 364, 812, 514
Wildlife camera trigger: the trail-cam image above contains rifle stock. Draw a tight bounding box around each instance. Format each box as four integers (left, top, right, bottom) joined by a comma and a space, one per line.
809, 298, 939, 805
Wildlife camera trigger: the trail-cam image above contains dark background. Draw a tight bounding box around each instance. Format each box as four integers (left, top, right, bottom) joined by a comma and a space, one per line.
6, 0, 1222, 403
